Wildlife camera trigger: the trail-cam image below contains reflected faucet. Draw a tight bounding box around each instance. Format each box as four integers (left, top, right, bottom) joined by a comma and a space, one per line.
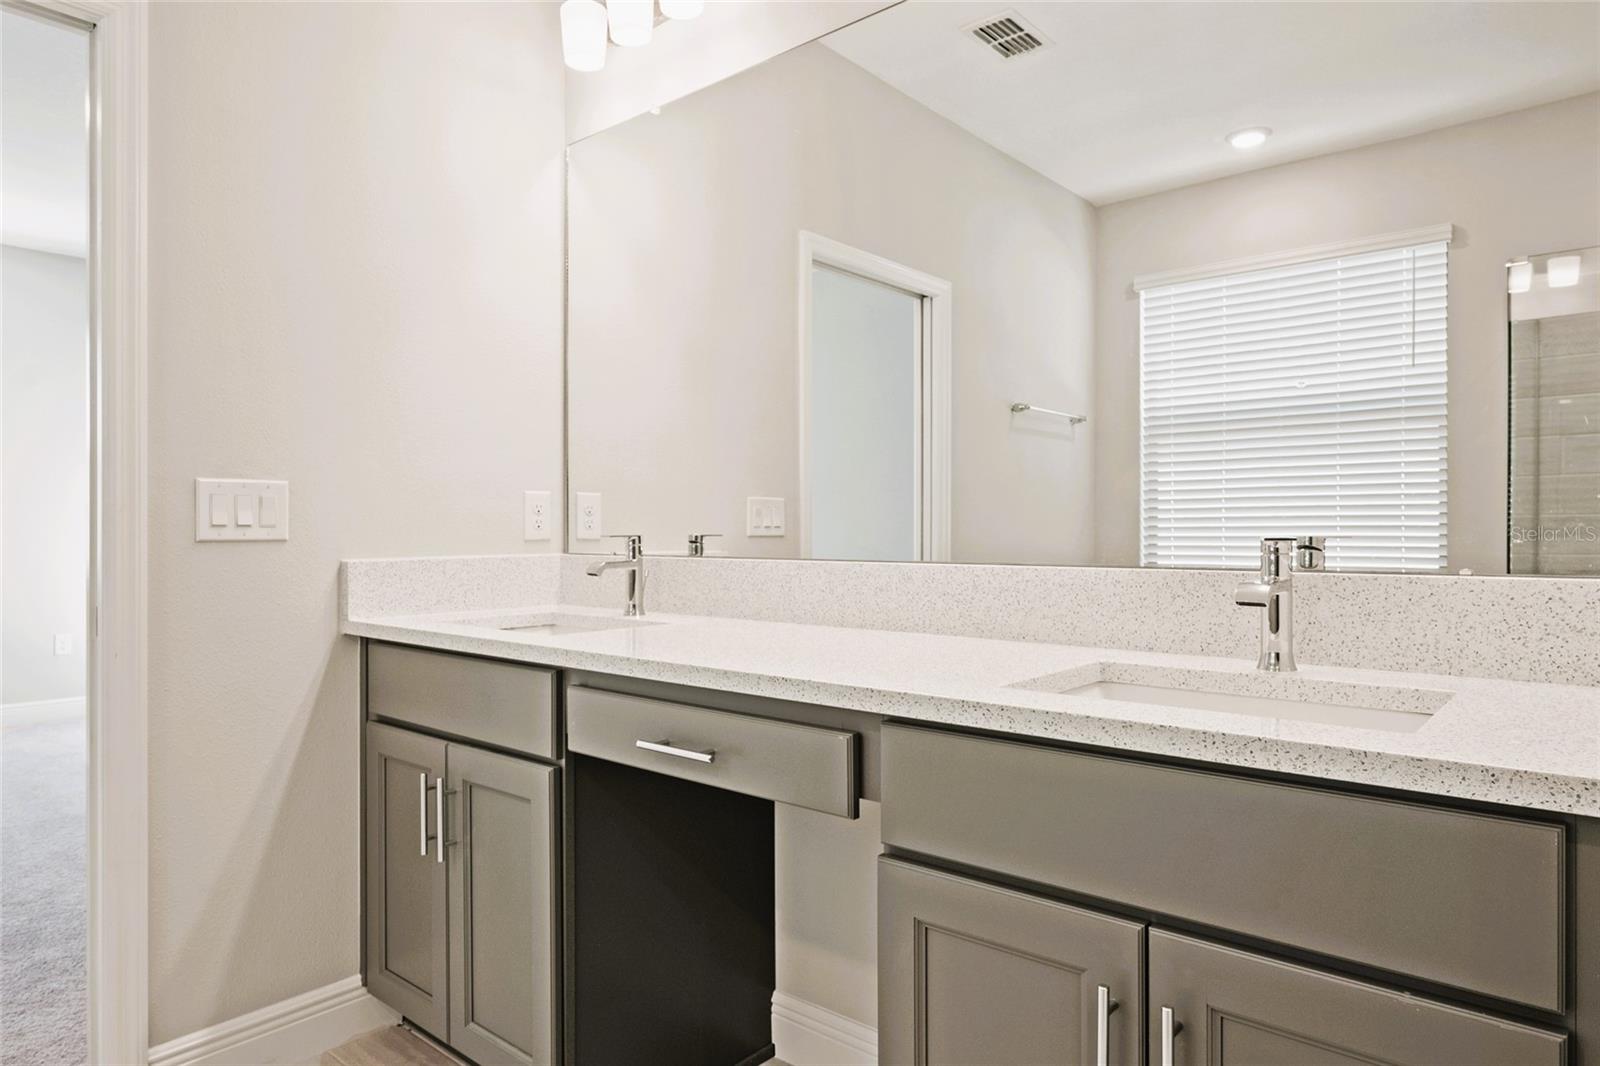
1233, 536, 1325, 672
587, 534, 646, 616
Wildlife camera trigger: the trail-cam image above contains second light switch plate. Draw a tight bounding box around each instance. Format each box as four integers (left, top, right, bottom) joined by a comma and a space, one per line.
747, 497, 785, 537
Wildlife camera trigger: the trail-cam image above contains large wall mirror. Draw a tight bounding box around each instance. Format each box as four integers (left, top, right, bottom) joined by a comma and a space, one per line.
566, 1, 1600, 575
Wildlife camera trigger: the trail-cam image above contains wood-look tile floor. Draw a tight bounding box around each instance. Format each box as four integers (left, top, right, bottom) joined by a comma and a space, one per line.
321, 1025, 464, 1066
320, 1024, 789, 1066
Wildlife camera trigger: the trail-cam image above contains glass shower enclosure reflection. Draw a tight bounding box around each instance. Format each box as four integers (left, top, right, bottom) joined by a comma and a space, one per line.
1509, 247, 1600, 574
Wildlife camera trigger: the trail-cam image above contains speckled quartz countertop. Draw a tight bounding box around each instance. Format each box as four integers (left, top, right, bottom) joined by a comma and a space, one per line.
343, 604, 1600, 817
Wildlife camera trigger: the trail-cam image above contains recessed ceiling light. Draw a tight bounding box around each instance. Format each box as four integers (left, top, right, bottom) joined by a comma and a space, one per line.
1227, 127, 1271, 150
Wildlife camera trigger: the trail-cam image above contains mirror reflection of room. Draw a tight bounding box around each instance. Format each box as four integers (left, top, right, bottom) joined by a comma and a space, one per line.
1509, 247, 1600, 574
566, 0, 1600, 576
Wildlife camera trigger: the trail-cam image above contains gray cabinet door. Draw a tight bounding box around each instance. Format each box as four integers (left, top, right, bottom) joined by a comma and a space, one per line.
879, 858, 1143, 1066
446, 743, 559, 1066
365, 722, 449, 1038
1148, 930, 1566, 1066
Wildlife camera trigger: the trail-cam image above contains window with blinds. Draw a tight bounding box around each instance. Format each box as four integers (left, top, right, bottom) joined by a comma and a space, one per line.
1139, 238, 1448, 572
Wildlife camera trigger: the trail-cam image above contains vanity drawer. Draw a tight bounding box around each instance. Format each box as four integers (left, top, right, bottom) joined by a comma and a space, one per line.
881, 724, 1566, 1012
566, 686, 858, 818
365, 642, 558, 760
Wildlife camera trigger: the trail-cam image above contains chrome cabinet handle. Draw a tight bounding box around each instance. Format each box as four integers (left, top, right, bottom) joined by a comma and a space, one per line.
1096, 984, 1118, 1066
418, 772, 429, 857
433, 777, 460, 863
1160, 1006, 1183, 1066
435, 776, 445, 863
635, 739, 715, 764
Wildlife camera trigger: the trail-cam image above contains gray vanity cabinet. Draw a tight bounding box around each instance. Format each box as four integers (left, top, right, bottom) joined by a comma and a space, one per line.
364, 721, 559, 1064
1147, 930, 1566, 1066
879, 857, 1144, 1066
446, 744, 558, 1066
364, 722, 450, 1039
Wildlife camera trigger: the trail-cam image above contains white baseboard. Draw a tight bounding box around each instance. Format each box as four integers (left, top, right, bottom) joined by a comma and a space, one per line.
1, 696, 85, 727
148, 975, 398, 1066
772, 990, 877, 1066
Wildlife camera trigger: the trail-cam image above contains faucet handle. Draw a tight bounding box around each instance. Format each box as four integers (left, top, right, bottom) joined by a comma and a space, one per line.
1293, 536, 1327, 572
687, 533, 722, 557
605, 533, 644, 558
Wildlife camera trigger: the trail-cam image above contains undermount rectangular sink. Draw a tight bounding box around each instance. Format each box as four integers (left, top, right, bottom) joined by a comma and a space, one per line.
1013, 662, 1451, 734
479, 612, 661, 637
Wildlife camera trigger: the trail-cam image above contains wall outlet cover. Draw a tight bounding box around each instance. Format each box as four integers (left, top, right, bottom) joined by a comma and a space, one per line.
575, 492, 603, 540
524, 490, 553, 541
746, 496, 786, 537
54, 634, 72, 656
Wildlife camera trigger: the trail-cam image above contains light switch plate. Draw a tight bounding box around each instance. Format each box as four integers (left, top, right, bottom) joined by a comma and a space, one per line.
524, 490, 552, 541
746, 496, 786, 537
574, 492, 603, 540
195, 479, 289, 541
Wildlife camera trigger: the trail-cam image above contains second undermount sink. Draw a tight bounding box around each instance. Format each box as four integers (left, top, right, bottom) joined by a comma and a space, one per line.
1013, 662, 1451, 734
483, 612, 661, 637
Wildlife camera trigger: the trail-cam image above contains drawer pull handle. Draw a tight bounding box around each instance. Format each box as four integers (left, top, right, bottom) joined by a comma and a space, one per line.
636, 739, 715, 764
1096, 984, 1118, 1066
1160, 1006, 1183, 1066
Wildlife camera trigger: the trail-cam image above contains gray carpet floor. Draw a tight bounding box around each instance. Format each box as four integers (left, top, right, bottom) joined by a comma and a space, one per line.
1, 703, 87, 1066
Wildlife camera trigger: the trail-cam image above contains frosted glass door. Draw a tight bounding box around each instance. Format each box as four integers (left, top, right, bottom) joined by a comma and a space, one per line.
808, 265, 921, 561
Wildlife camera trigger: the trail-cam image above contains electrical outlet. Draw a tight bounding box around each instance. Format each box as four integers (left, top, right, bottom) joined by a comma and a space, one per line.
53, 634, 72, 656
575, 492, 603, 540
524, 490, 552, 541
746, 496, 786, 537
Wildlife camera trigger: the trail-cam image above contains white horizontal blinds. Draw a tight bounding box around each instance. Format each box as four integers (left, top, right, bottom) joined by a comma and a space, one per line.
1140, 240, 1449, 571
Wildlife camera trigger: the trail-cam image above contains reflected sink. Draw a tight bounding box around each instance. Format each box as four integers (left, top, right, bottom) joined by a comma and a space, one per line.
479, 612, 661, 637
1013, 663, 1450, 734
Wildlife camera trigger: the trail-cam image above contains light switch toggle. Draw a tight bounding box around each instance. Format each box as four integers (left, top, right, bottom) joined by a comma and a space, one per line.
195, 479, 289, 541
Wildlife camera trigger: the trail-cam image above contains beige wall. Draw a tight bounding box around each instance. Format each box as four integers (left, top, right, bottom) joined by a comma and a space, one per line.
147, 1, 565, 1041
1094, 93, 1600, 573
568, 41, 1097, 564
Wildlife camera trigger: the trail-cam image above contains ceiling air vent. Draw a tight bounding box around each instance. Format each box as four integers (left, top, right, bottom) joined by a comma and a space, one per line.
965, 11, 1049, 59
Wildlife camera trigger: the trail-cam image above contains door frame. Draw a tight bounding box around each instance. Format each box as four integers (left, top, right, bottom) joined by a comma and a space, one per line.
797, 231, 952, 561
13, 1, 150, 1062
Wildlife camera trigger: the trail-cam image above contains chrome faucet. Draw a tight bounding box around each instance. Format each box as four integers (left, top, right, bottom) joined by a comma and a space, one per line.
687, 532, 721, 557
1233, 536, 1325, 672
586, 534, 646, 616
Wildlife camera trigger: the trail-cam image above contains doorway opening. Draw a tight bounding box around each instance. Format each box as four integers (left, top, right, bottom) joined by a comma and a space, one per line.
1, 3, 92, 1063
798, 232, 951, 562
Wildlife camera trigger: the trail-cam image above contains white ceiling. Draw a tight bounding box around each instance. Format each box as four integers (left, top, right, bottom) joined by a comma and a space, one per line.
823, 1, 1600, 205
2, 8, 90, 258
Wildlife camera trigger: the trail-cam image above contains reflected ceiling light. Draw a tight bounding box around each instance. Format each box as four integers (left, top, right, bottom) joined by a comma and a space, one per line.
1507, 259, 1533, 294
1547, 254, 1582, 288
1226, 126, 1271, 150
560, 0, 607, 71
607, 0, 654, 47
659, 0, 704, 17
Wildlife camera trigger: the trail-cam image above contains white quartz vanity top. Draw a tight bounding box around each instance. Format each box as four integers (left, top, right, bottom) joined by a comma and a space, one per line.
342, 603, 1600, 817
